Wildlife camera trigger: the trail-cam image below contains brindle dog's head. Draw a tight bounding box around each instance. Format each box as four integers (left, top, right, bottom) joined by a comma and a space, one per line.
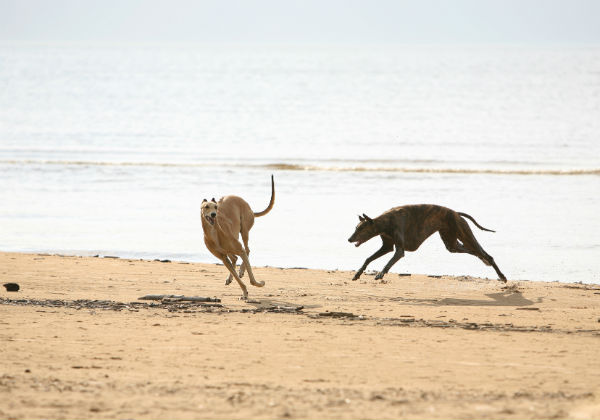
348, 214, 378, 247
201, 198, 218, 226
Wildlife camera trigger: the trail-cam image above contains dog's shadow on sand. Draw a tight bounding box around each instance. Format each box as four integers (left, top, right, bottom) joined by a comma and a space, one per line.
392, 292, 540, 307
245, 299, 321, 310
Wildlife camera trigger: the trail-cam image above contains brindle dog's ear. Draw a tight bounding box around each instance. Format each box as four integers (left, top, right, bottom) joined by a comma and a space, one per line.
211, 197, 216, 203
202, 198, 207, 203
358, 214, 364, 222
362, 213, 373, 223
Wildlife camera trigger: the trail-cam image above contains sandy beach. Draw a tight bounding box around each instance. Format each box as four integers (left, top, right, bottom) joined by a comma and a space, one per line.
1, 251, 599, 419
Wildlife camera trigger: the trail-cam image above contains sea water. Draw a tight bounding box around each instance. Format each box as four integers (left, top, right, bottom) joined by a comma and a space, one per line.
1, 43, 599, 283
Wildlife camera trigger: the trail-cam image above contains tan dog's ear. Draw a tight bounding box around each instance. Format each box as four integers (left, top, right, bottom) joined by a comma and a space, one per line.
211, 197, 216, 203
202, 199, 207, 203
358, 215, 364, 222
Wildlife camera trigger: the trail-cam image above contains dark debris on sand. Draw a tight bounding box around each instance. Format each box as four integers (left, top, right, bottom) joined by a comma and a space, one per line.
2, 297, 599, 336
3, 283, 20, 292
0, 296, 305, 315
0, 297, 223, 313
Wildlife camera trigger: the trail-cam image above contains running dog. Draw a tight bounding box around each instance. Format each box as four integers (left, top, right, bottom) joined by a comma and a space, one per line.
201, 175, 275, 299
348, 204, 506, 282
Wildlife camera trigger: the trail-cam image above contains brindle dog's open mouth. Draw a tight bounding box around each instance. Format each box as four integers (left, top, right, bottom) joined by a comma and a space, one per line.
353, 240, 364, 247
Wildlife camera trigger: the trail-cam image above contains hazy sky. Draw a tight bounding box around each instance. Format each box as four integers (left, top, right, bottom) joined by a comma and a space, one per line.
1, 0, 599, 45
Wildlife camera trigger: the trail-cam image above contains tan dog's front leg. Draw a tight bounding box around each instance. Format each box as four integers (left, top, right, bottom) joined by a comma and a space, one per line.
222, 256, 248, 299
239, 251, 264, 287
224, 256, 248, 284
238, 257, 246, 278
226, 255, 247, 280
225, 255, 238, 285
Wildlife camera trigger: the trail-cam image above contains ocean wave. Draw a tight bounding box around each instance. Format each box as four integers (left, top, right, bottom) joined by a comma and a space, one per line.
262, 163, 600, 175
1, 159, 599, 176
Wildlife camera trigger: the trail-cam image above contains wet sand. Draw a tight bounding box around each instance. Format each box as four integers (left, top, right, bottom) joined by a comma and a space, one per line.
1, 251, 599, 419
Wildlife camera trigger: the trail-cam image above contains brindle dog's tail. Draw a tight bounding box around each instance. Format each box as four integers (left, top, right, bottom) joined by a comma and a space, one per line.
254, 175, 275, 217
458, 212, 495, 232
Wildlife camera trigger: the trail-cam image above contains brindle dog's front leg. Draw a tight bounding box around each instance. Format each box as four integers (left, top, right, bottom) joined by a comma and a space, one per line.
375, 242, 405, 281
353, 236, 394, 280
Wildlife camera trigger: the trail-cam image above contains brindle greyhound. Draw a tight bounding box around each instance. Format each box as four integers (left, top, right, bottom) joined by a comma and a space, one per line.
348, 204, 506, 282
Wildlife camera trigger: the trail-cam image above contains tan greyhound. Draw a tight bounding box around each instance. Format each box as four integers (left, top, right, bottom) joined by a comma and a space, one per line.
348, 204, 506, 282
200, 175, 275, 299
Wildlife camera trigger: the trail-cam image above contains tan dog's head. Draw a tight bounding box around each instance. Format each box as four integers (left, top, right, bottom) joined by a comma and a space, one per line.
348, 214, 378, 247
201, 198, 218, 226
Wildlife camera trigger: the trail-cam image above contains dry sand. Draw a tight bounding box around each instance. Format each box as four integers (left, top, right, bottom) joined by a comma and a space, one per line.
1, 251, 599, 419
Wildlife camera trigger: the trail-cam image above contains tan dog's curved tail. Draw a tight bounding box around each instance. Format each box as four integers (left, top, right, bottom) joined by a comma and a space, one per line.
253, 175, 275, 217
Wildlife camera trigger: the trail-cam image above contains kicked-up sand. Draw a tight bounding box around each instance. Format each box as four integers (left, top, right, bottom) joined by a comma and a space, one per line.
1, 251, 599, 419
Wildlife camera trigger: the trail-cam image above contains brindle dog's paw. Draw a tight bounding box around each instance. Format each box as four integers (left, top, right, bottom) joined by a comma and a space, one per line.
352, 273, 361, 281
374, 272, 385, 281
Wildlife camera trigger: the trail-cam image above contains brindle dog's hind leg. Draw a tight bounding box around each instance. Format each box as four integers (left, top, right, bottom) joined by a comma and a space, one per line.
439, 230, 476, 256
442, 223, 507, 282
442, 219, 489, 264
353, 236, 394, 280
459, 230, 506, 282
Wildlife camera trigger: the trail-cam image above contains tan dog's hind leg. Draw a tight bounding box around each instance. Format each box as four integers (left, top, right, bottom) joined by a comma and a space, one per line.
227, 249, 247, 283
239, 251, 264, 287
237, 246, 247, 279
225, 255, 238, 285
222, 255, 249, 299
225, 255, 247, 283
238, 226, 251, 279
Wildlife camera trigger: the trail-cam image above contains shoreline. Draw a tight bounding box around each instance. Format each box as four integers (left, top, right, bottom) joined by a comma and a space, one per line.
4, 249, 599, 286
2, 251, 600, 419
